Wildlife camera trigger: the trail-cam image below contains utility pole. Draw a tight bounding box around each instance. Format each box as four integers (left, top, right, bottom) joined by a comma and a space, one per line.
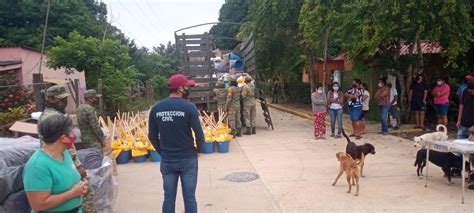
38, 0, 51, 74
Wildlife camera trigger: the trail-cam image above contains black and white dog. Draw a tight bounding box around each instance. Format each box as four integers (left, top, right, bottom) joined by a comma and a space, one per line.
414, 149, 464, 184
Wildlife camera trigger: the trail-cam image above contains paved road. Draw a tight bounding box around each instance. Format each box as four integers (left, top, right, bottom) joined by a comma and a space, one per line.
114, 107, 474, 212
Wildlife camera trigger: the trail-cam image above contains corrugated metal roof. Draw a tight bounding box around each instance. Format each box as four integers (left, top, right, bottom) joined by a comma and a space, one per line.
0, 60, 22, 66
400, 42, 443, 55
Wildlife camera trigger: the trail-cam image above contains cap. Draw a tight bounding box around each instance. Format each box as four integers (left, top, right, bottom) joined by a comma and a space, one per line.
167, 74, 195, 89
84, 89, 102, 98
465, 75, 473, 81
46, 85, 70, 99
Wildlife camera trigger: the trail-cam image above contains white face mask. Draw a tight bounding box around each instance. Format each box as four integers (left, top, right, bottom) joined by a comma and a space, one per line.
333, 86, 339, 91
437, 81, 443, 85
378, 83, 383, 88
317, 89, 323, 94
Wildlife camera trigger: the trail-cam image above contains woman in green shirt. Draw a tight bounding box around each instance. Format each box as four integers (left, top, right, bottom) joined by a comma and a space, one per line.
23, 114, 88, 213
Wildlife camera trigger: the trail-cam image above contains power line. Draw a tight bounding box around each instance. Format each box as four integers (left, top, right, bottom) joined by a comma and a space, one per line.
115, 0, 161, 38
116, 22, 145, 47
132, 0, 158, 30
144, 0, 171, 31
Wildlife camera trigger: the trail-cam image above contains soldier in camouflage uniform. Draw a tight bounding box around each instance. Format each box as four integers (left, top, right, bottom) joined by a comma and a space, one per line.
213, 82, 228, 117
77, 89, 105, 150
38, 85, 85, 177
226, 80, 242, 137
76, 89, 104, 213
242, 77, 257, 135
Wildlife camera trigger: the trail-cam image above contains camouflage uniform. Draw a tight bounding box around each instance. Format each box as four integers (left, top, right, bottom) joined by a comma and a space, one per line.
38, 86, 82, 168
242, 83, 257, 132
226, 85, 242, 136
77, 90, 105, 150
213, 86, 228, 111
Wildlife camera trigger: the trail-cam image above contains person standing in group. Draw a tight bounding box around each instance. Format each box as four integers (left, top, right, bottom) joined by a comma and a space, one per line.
226, 79, 242, 137
409, 75, 429, 130
457, 75, 473, 102
375, 78, 391, 135
148, 74, 204, 213
311, 84, 327, 139
359, 83, 370, 134
432, 77, 451, 126
213, 82, 228, 112
456, 80, 474, 139
39, 85, 86, 178
76, 89, 104, 213
24, 114, 88, 213
327, 82, 344, 138
242, 77, 257, 135
388, 83, 401, 130
77, 89, 105, 150
345, 79, 363, 139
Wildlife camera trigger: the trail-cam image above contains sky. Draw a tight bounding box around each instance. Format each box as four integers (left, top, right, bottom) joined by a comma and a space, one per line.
101, 0, 225, 49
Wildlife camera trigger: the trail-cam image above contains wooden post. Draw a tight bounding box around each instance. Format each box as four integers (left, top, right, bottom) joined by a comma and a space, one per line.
98, 78, 104, 115
33, 74, 45, 112
74, 79, 80, 106
145, 80, 152, 103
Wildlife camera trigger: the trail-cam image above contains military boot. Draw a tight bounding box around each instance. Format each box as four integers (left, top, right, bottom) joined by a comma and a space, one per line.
252, 127, 256, 134
243, 127, 252, 135
236, 128, 242, 137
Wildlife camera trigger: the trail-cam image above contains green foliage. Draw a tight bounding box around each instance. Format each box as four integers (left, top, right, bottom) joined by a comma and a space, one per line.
209, 0, 250, 50
0, 107, 28, 125
150, 75, 169, 99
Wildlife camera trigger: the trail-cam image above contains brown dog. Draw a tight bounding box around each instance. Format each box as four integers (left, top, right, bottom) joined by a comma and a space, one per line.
332, 152, 361, 196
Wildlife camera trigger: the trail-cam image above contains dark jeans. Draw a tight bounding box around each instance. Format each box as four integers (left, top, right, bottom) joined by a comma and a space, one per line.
379, 105, 390, 133
160, 156, 198, 213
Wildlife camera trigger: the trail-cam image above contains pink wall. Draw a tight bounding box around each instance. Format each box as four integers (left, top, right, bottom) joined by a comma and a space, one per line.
0, 47, 87, 113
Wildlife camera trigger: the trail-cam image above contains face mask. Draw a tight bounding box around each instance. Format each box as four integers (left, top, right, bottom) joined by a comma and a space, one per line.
317, 89, 323, 94
333, 86, 339, 91
65, 135, 75, 149
378, 83, 384, 88
58, 98, 68, 111
437, 81, 443, 86
181, 88, 190, 99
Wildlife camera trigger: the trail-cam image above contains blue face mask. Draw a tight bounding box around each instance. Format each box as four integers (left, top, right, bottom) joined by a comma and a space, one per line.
333, 86, 339, 91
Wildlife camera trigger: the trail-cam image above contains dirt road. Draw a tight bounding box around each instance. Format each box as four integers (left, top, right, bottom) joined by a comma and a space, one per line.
114, 107, 474, 212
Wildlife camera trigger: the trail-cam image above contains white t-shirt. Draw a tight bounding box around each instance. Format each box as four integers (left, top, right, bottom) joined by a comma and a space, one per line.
329, 92, 343, 109
389, 87, 398, 105
362, 90, 370, 111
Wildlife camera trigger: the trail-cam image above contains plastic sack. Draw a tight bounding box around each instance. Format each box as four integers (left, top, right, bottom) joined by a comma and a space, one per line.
0, 163, 25, 204
0, 136, 40, 167
87, 156, 118, 213
0, 190, 31, 213
77, 148, 104, 170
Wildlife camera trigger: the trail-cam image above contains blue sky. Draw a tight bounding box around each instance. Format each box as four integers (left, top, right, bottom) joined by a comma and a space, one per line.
101, 0, 225, 48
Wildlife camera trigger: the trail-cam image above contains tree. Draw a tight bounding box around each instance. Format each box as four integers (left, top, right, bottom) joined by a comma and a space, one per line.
209, 0, 250, 50
47, 31, 138, 113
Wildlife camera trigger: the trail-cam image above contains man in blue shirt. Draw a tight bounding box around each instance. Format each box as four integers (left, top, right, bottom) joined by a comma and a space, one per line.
148, 74, 205, 213
457, 75, 473, 102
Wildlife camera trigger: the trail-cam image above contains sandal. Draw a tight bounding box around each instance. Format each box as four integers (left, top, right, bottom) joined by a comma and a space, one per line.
355, 136, 362, 140
349, 134, 356, 137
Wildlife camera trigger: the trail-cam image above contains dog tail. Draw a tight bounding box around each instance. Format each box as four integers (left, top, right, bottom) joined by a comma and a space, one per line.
436, 124, 447, 134
342, 129, 351, 143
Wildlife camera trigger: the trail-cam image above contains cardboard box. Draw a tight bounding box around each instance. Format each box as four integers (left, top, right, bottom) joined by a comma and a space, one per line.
9, 119, 38, 138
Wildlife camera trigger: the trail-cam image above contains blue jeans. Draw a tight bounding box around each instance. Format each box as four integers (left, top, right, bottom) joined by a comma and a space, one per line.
379, 105, 390, 133
457, 125, 470, 139
329, 108, 343, 135
160, 156, 198, 213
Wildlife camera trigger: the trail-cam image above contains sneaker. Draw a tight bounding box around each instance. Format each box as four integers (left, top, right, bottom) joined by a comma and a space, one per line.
394, 126, 400, 130
335, 135, 342, 139
349, 134, 356, 137
355, 136, 362, 140
330, 134, 335, 138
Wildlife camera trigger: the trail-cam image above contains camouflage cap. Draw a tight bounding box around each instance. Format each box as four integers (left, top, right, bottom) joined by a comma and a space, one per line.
84, 89, 102, 98
46, 85, 70, 99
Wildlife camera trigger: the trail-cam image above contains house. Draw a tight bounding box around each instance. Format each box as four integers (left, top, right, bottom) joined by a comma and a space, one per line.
302, 50, 353, 85
0, 45, 86, 113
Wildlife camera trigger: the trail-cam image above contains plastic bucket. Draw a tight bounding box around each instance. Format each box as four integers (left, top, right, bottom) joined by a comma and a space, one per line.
217, 141, 230, 153
149, 151, 161, 162
133, 155, 147, 163
202, 142, 215, 154
116, 149, 131, 164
